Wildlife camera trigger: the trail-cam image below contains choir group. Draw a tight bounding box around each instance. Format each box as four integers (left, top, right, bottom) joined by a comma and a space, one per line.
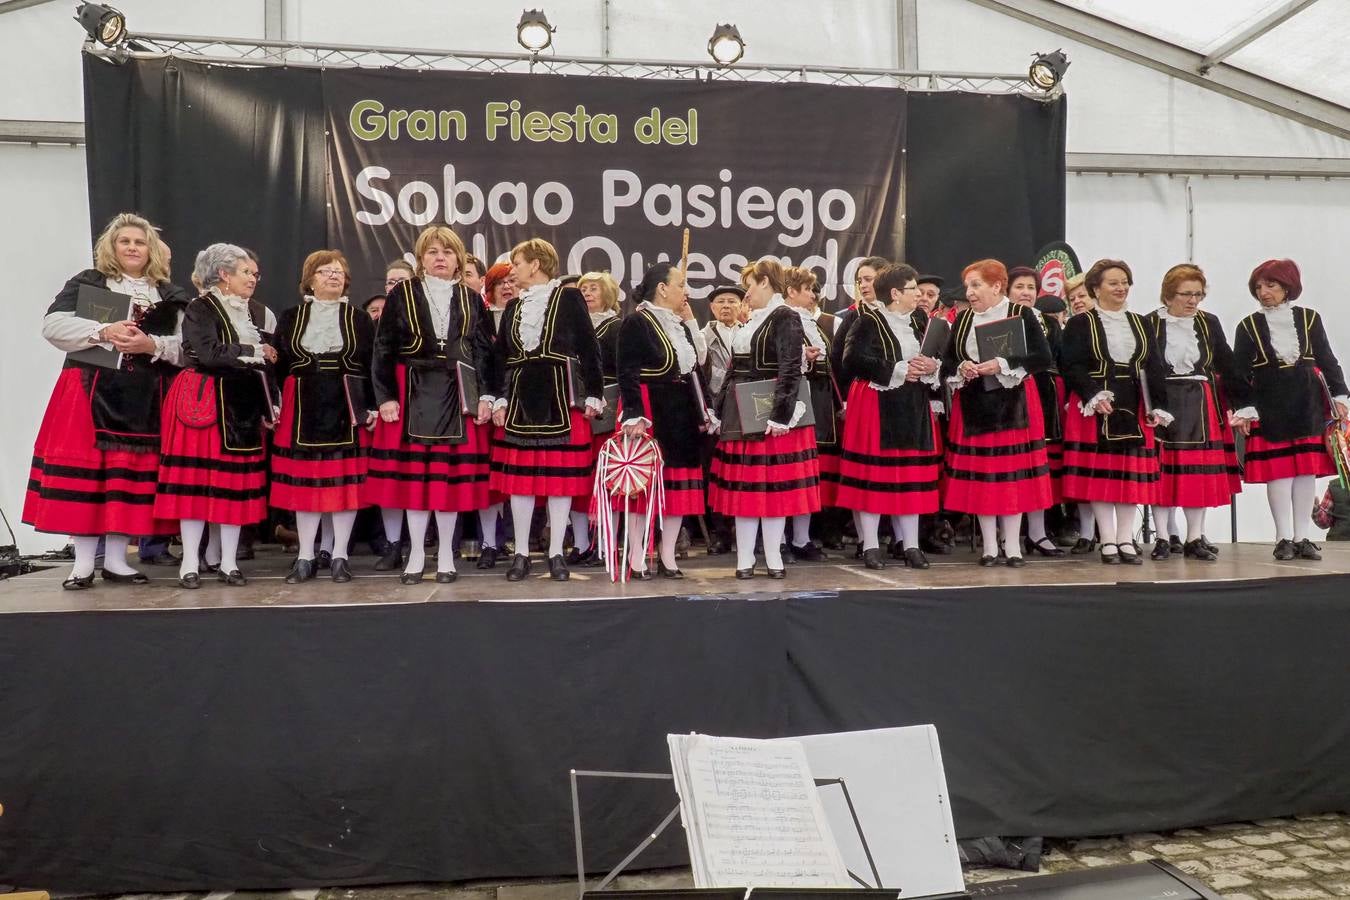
23, 213, 1349, 590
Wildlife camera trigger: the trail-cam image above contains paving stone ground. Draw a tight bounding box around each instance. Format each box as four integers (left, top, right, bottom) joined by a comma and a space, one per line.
71, 812, 1350, 900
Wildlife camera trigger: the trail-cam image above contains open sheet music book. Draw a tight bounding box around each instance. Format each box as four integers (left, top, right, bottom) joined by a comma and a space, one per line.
668, 733, 851, 889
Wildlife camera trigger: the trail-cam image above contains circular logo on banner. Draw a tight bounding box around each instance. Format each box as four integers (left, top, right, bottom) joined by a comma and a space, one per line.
1033, 241, 1082, 300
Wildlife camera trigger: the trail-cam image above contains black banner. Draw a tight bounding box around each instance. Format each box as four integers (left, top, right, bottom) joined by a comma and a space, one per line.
83, 54, 1064, 316
326, 69, 906, 309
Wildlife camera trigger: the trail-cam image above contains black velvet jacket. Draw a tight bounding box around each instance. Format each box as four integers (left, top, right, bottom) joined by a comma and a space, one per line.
829, 304, 860, 389
1141, 309, 1245, 447
181, 292, 275, 454
616, 307, 705, 468
50, 268, 191, 451
595, 314, 621, 384
1232, 304, 1347, 442
1060, 308, 1170, 446
715, 303, 806, 438
802, 310, 842, 446
1030, 308, 1064, 439
942, 303, 1053, 436
492, 278, 604, 444
372, 278, 494, 445
274, 301, 376, 450
843, 303, 937, 451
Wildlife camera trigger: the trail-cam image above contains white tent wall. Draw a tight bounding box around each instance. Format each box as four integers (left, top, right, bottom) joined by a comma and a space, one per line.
3, 0, 1348, 552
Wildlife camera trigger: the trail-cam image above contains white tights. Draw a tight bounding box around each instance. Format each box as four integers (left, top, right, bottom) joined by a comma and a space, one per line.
179, 519, 240, 577
626, 513, 683, 571
735, 516, 787, 570
403, 510, 461, 574
978, 513, 1024, 559
479, 503, 502, 549
570, 509, 592, 553
858, 513, 919, 551
1267, 475, 1317, 542
510, 495, 572, 559
1150, 506, 1206, 544
297, 510, 357, 561
1091, 502, 1138, 555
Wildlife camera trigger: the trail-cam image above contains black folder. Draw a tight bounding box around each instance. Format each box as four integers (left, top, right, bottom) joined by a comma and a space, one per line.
974, 317, 1027, 391
66, 284, 134, 369
721, 378, 814, 439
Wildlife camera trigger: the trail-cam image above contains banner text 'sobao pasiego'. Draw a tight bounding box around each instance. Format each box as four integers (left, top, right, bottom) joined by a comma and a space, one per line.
325, 69, 906, 309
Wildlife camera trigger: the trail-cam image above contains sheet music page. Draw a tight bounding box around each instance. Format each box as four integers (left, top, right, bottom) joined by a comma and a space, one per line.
668, 733, 850, 888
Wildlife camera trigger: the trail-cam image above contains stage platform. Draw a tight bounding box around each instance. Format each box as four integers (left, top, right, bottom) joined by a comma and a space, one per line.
3, 543, 1349, 893
4, 541, 1349, 613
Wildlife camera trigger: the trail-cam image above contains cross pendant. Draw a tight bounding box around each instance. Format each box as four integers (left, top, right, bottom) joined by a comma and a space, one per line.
436, 339, 447, 352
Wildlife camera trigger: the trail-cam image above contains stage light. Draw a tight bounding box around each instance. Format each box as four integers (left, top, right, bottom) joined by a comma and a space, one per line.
707, 23, 745, 66
74, 2, 127, 47
1028, 50, 1070, 91
516, 9, 555, 53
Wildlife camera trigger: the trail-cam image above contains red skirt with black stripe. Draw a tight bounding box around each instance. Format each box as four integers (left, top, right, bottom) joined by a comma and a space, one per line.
612, 384, 707, 516
361, 364, 491, 511
154, 372, 269, 526
1157, 381, 1241, 507
1061, 401, 1160, 505
709, 425, 820, 518
816, 443, 841, 507
573, 429, 610, 512
22, 367, 172, 536
1045, 374, 1066, 503
490, 408, 595, 498
270, 378, 370, 512
1242, 425, 1334, 483
943, 381, 1053, 516
833, 382, 941, 515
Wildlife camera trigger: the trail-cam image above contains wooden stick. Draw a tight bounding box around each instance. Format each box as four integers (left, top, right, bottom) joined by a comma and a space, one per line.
679, 227, 691, 277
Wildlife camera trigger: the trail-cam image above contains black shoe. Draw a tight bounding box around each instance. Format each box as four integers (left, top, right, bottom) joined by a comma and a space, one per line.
284, 559, 316, 584
920, 535, 948, 554
791, 542, 824, 561
178, 572, 200, 590
766, 567, 786, 579
140, 551, 180, 566
436, 570, 458, 584
218, 569, 248, 586
1273, 539, 1296, 561
862, 548, 886, 570
853, 544, 863, 560
735, 567, 755, 579
203, 562, 221, 574
889, 541, 907, 560
237, 545, 255, 561
979, 555, 998, 567
1071, 537, 1097, 554
1200, 535, 1219, 555
657, 560, 685, 579
1168, 534, 1184, 554
821, 536, 845, 551
706, 538, 730, 556
1183, 539, 1217, 561
1100, 543, 1120, 565
331, 558, 352, 583
1006, 555, 1027, 568
628, 567, 653, 581
904, 548, 931, 570
1295, 538, 1322, 561
1150, 538, 1171, 561
1027, 536, 1065, 557
476, 546, 500, 569
548, 554, 570, 581
399, 570, 425, 585
1118, 546, 1144, 565
506, 554, 531, 581
316, 550, 332, 570
565, 546, 595, 566
101, 568, 150, 585
374, 544, 404, 571
62, 572, 96, 590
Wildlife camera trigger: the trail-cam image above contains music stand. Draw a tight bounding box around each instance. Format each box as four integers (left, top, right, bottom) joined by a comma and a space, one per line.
569, 770, 883, 900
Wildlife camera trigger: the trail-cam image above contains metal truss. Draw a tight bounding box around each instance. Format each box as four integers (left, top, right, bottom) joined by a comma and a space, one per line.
87, 33, 1042, 96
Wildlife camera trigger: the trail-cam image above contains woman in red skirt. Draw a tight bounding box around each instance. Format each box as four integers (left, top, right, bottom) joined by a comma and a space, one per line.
1231, 258, 1348, 560
1142, 264, 1243, 562
709, 258, 821, 579
1008, 266, 1068, 557
614, 263, 709, 579
566, 271, 624, 567
365, 225, 494, 584
25, 213, 190, 589
270, 250, 375, 584
836, 263, 943, 570
941, 259, 1054, 567
784, 265, 841, 561
155, 243, 277, 587
1061, 259, 1171, 565
487, 238, 605, 583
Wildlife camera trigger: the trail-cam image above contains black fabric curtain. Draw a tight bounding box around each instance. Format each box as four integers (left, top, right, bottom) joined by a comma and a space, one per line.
83, 54, 327, 310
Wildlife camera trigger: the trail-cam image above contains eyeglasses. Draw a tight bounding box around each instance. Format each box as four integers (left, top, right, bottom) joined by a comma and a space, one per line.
316, 267, 346, 278
1175, 291, 1206, 299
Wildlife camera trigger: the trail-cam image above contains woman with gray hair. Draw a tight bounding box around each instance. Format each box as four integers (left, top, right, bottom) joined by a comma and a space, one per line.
153, 243, 278, 588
